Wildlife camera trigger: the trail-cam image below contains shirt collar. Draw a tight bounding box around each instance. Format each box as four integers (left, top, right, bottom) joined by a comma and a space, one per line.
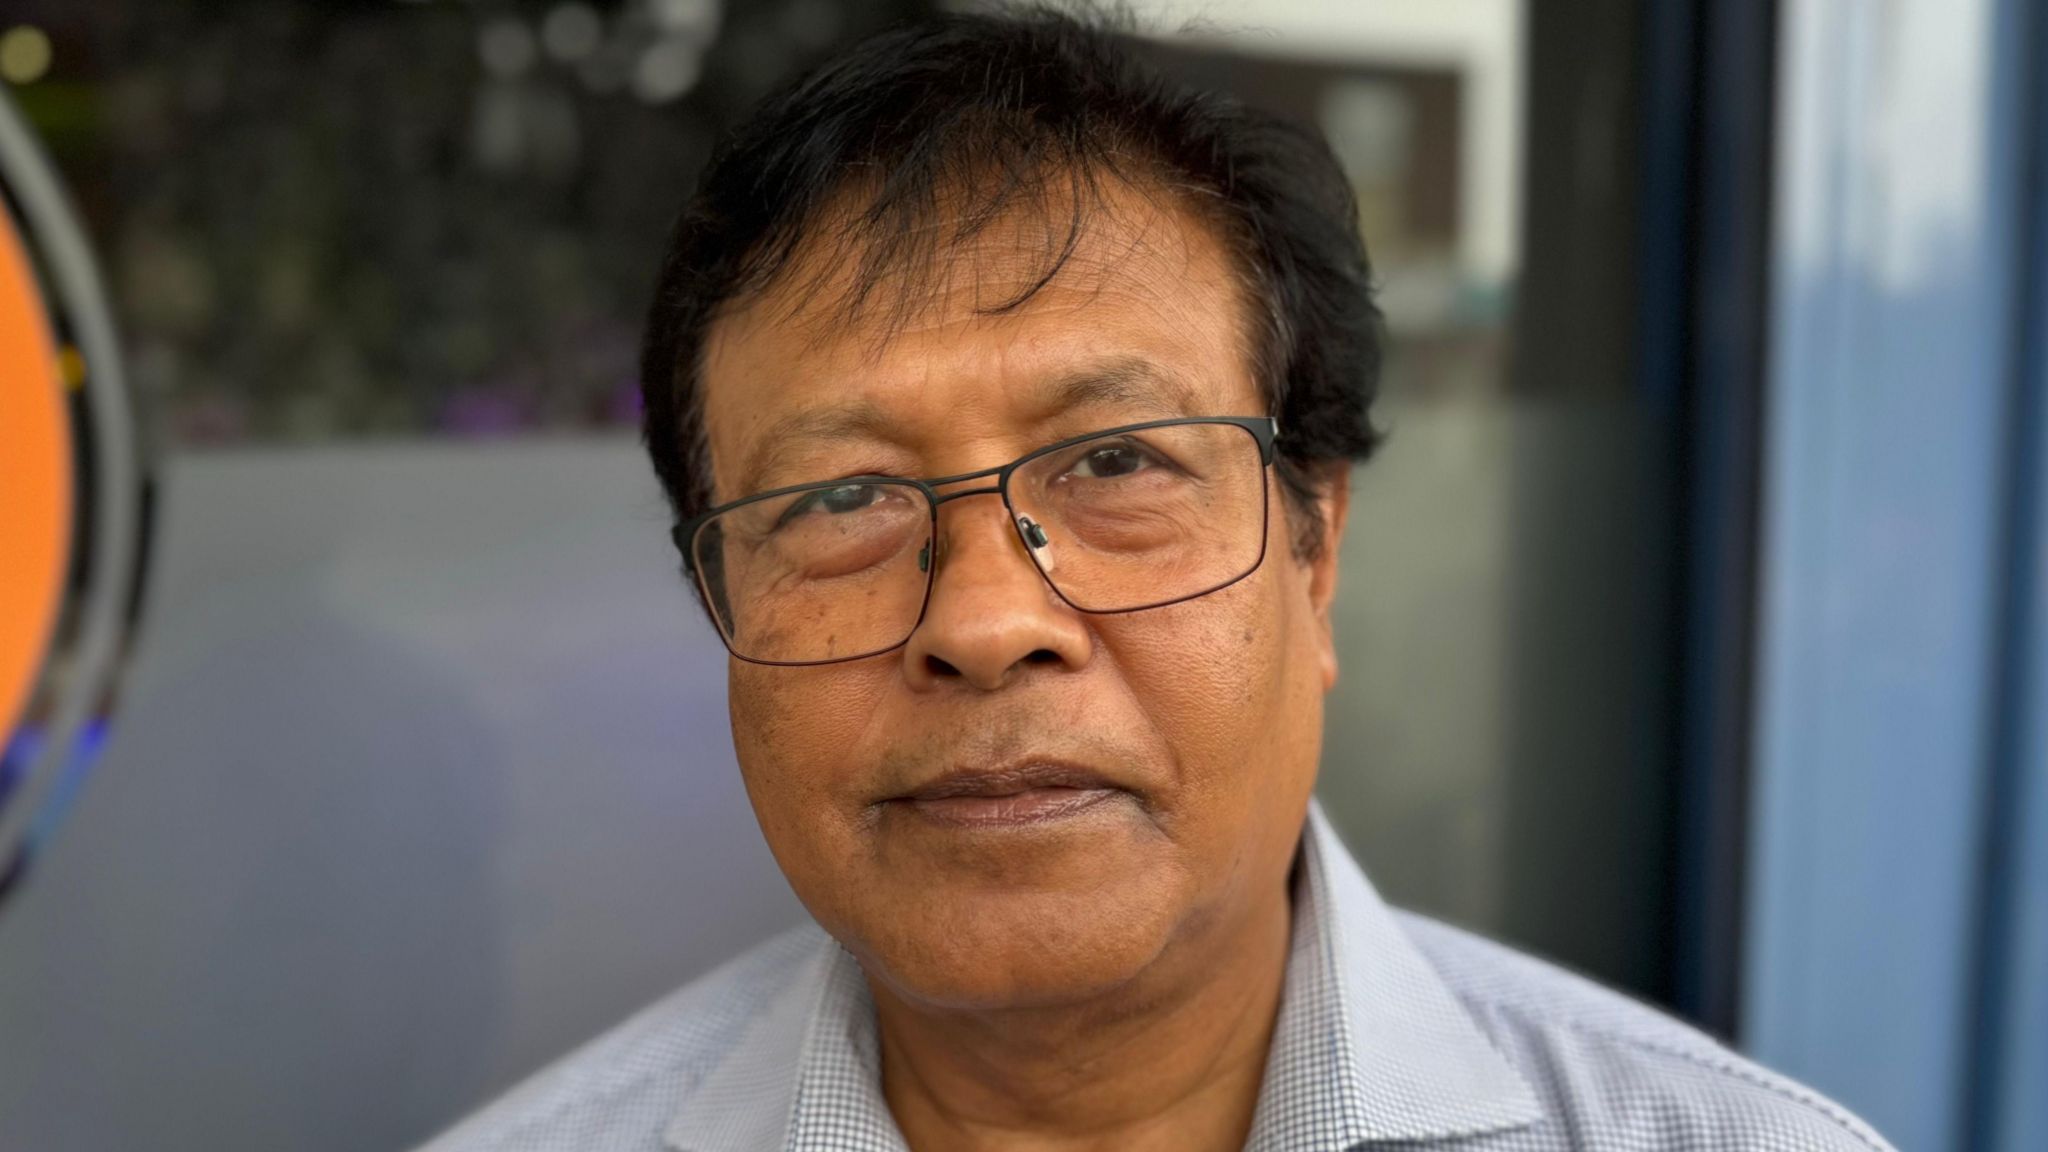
666, 799, 1542, 1151
1245, 801, 1543, 1147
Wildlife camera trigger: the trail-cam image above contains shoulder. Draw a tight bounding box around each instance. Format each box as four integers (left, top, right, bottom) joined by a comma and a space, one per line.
1393, 910, 1896, 1151
410, 923, 830, 1152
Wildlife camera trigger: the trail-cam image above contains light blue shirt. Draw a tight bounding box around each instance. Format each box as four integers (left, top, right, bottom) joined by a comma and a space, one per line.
417, 802, 1893, 1151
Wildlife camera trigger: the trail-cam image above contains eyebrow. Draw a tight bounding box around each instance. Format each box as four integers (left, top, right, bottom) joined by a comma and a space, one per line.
1038, 357, 1203, 419
732, 356, 1205, 497
734, 402, 901, 498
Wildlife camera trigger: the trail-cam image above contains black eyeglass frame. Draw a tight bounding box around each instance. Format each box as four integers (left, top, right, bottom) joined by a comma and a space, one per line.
670, 415, 1282, 667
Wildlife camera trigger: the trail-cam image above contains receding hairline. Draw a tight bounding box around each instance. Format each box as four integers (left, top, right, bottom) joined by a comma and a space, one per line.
695, 168, 1278, 501
704, 153, 1271, 354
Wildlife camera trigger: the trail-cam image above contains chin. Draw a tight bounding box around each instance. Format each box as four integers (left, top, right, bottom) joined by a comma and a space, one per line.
850, 882, 1181, 1012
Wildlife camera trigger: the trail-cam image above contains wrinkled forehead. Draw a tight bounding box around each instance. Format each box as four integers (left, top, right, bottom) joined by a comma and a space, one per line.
697, 175, 1263, 501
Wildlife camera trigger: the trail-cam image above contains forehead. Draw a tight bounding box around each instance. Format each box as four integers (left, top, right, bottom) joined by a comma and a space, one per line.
697, 179, 1262, 499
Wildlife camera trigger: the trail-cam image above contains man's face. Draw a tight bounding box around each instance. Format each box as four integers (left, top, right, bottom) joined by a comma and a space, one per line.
697, 180, 1350, 1010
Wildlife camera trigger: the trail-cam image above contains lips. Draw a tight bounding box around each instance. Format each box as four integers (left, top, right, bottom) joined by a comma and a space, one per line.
890, 761, 1124, 828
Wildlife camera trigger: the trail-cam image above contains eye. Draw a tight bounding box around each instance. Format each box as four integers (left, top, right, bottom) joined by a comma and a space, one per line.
777, 483, 893, 527
817, 484, 885, 513
1067, 441, 1155, 480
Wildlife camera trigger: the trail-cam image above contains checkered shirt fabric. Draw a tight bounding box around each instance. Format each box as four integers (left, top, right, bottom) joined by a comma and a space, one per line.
415, 801, 1895, 1151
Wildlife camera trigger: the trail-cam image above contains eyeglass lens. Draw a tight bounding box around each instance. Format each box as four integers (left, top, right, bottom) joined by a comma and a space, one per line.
691, 421, 1267, 664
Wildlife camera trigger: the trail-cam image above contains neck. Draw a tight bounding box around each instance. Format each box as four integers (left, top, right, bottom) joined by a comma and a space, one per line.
868, 874, 1295, 1152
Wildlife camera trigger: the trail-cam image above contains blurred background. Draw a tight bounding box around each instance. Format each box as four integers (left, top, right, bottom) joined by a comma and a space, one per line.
0, 0, 2041, 1149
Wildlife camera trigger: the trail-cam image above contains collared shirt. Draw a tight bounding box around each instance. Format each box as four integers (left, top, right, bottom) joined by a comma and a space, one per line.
417, 802, 1894, 1151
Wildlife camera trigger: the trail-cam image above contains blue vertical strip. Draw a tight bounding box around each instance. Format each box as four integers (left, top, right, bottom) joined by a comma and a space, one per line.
1979, 244, 2048, 1152
1983, 534, 2048, 1152
1663, 0, 1775, 1039
1745, 1, 2022, 1149
1977, 2, 2048, 1144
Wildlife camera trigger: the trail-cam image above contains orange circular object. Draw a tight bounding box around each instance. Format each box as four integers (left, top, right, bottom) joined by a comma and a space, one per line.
0, 204, 71, 739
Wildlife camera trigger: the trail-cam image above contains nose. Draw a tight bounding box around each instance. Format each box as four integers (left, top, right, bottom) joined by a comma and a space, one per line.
901, 495, 1092, 691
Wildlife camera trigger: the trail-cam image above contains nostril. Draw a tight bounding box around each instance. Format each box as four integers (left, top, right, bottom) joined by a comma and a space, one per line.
1023, 648, 1060, 665
923, 653, 962, 678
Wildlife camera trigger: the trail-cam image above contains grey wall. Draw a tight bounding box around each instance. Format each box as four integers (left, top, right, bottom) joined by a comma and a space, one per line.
0, 438, 806, 1152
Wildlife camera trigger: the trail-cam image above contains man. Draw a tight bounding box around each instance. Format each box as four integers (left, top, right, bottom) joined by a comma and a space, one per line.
422, 8, 1891, 1151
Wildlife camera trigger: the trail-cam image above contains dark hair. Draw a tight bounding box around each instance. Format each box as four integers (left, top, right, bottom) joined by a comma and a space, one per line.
639, 4, 1382, 565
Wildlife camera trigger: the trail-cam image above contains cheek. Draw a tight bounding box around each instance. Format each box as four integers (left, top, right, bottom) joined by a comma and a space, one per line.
1097, 556, 1315, 804
728, 662, 893, 843
1088, 561, 1324, 927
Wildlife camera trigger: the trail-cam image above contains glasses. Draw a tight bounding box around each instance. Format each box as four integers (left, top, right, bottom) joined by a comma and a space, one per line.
672, 416, 1280, 666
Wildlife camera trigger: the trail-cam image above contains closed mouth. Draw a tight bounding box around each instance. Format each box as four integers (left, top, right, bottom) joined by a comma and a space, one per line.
888, 762, 1126, 828
896, 761, 1117, 802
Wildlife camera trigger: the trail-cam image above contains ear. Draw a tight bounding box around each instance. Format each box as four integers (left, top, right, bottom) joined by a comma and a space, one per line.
1302, 462, 1352, 692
